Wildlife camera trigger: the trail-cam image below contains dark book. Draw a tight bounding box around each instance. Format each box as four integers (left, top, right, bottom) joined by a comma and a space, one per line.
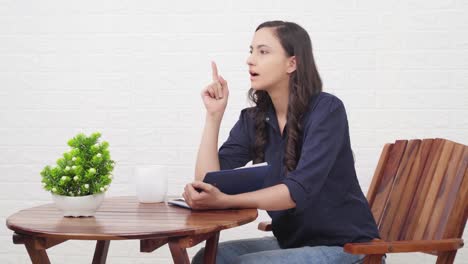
168, 162, 270, 209
203, 162, 270, 195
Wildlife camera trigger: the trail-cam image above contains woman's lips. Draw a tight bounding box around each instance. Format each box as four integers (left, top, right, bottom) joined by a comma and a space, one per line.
249, 70, 259, 81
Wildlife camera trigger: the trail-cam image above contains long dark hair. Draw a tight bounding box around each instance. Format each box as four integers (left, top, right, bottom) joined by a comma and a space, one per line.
248, 21, 322, 173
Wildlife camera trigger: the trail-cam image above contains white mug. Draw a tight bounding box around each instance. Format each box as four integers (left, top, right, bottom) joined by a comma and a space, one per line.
134, 165, 168, 203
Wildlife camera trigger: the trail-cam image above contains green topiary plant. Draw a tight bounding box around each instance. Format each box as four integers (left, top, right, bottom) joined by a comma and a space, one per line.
40, 132, 115, 197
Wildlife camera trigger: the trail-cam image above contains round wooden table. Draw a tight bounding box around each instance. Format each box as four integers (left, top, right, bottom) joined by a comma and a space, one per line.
6, 196, 258, 264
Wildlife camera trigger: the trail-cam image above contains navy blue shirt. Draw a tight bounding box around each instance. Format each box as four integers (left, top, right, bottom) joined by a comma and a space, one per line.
218, 92, 380, 249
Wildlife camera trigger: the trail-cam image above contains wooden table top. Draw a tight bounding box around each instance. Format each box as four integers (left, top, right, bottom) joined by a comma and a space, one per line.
6, 196, 258, 241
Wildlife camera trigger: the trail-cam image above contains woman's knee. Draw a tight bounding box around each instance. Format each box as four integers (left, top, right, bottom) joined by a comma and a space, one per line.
191, 237, 279, 264
231, 254, 256, 264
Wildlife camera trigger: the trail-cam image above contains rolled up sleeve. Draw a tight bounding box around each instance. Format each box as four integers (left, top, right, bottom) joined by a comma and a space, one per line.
282, 98, 347, 213
218, 109, 253, 170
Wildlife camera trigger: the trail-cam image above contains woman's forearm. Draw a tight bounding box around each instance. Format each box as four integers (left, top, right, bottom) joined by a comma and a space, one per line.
194, 112, 224, 181
225, 184, 296, 211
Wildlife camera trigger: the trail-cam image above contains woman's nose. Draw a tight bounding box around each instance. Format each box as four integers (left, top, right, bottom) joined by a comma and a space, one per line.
246, 54, 255, 66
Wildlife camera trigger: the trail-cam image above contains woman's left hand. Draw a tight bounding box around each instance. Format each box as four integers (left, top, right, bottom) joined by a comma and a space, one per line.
182, 181, 231, 210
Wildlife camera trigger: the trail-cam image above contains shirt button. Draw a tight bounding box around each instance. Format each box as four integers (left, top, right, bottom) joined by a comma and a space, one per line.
266, 117, 270, 122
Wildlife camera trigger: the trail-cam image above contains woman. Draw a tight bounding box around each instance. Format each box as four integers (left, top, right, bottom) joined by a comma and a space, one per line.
183, 21, 380, 264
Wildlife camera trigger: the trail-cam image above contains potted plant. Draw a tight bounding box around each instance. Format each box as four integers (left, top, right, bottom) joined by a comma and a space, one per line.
40, 132, 115, 217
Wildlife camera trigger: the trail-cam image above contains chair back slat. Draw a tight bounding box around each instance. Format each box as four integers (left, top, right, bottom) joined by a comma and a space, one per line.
367, 144, 391, 208
425, 143, 466, 240
367, 138, 467, 244
438, 147, 468, 240
401, 138, 445, 240
396, 139, 434, 240
413, 140, 455, 240
370, 140, 407, 228
379, 139, 424, 241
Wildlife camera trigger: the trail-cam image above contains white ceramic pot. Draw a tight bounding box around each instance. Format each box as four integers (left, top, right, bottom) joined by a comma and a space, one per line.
51, 193, 105, 217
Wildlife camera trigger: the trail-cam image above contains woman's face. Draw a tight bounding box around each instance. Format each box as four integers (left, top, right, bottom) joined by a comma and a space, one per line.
246, 27, 295, 91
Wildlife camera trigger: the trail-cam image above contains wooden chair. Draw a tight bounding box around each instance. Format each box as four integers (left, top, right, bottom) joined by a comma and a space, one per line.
258, 138, 467, 264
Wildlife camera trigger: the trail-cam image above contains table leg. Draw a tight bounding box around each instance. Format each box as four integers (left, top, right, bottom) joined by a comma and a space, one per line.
168, 231, 221, 264
203, 231, 220, 264
24, 239, 51, 264
169, 241, 190, 264
140, 238, 169, 252
92, 240, 110, 264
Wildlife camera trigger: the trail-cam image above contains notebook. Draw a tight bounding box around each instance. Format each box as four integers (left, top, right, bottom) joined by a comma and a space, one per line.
168, 162, 270, 209
167, 198, 192, 209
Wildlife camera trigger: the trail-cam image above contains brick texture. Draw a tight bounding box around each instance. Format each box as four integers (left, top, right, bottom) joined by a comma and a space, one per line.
0, 0, 467, 263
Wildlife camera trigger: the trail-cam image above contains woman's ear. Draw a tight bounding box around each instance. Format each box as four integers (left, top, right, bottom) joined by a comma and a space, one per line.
286, 56, 297, 74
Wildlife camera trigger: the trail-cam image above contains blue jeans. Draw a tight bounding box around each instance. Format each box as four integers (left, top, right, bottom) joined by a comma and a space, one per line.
191, 236, 372, 264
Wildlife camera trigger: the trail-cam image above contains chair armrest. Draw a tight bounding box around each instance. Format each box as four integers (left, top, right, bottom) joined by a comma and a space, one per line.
344, 238, 464, 255
258, 221, 272, 231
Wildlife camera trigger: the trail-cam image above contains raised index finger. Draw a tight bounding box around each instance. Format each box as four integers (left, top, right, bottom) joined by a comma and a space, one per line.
211, 61, 219, 81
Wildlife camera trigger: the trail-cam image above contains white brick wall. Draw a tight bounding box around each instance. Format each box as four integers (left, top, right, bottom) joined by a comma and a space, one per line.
1, 0, 467, 263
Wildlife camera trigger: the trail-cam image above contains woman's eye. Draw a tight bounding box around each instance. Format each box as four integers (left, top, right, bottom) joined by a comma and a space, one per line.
249, 50, 253, 54
260, 50, 268, 54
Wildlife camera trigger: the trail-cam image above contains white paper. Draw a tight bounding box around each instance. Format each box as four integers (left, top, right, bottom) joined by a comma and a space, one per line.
167, 198, 191, 209
234, 162, 268, 170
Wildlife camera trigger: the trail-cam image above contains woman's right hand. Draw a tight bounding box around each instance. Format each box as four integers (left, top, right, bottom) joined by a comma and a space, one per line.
201, 61, 229, 116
